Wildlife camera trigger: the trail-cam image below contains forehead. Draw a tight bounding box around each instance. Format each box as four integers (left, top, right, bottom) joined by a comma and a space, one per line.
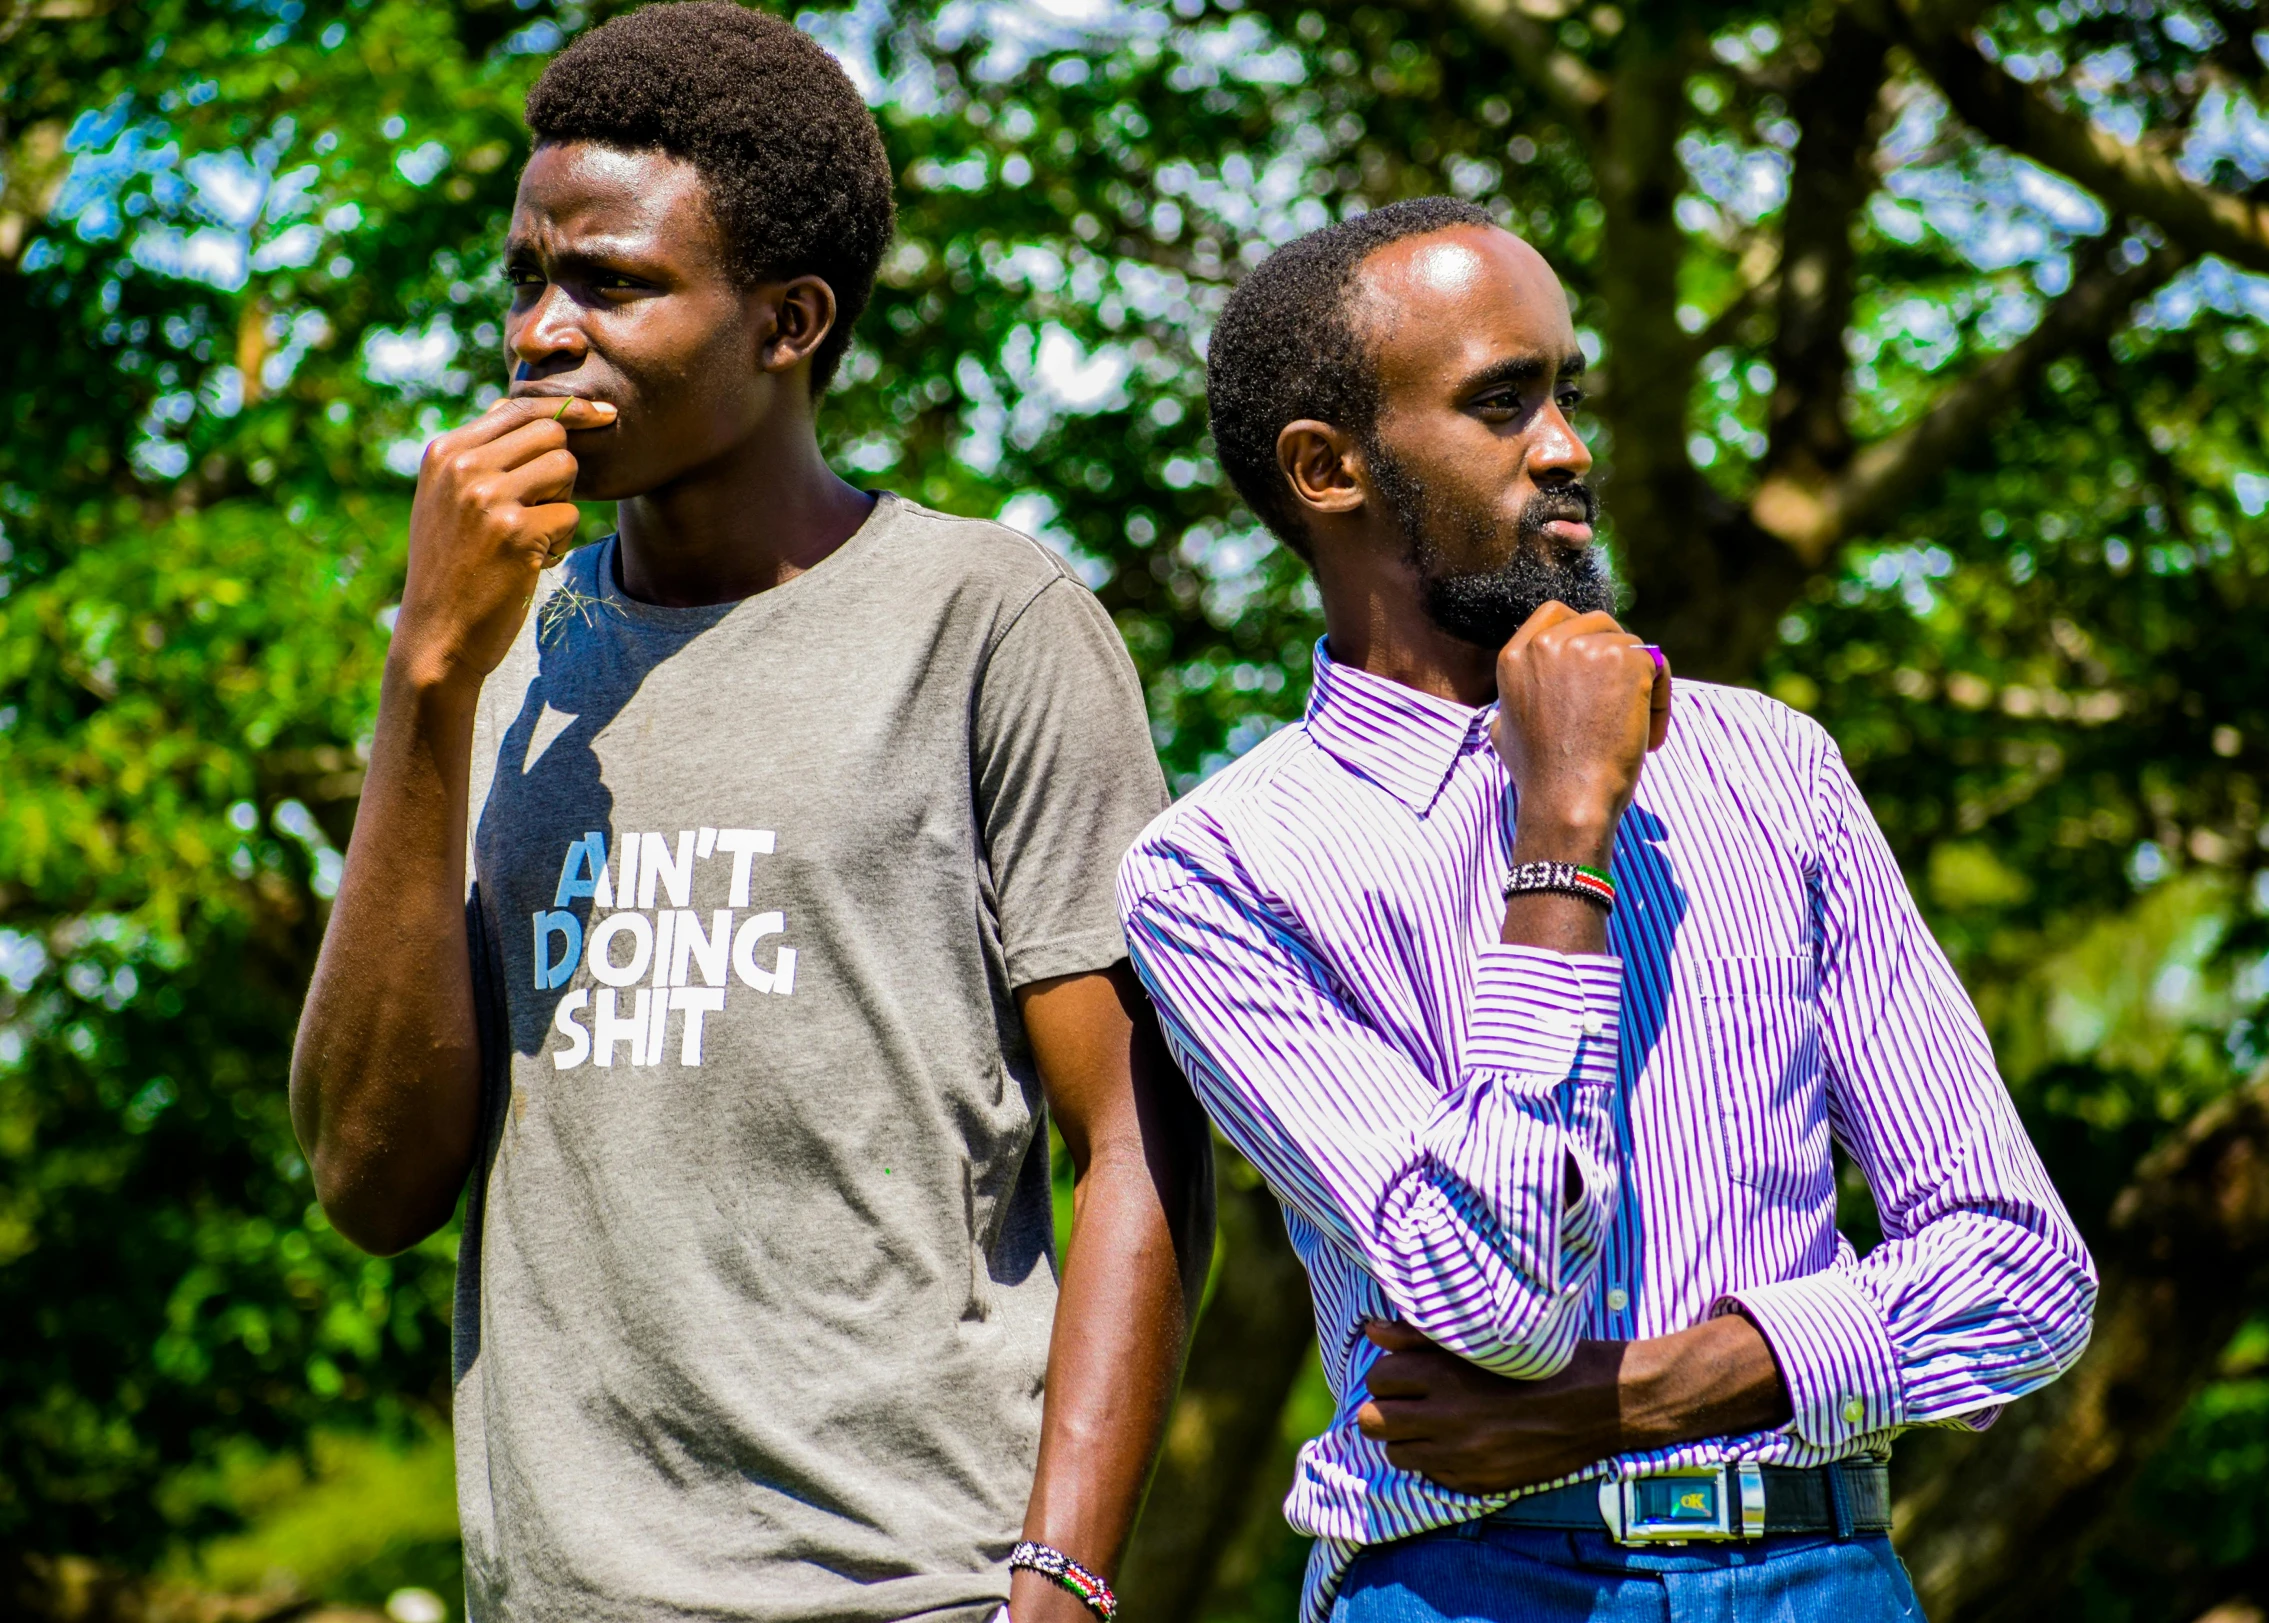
1352, 225, 1578, 392
508, 141, 720, 261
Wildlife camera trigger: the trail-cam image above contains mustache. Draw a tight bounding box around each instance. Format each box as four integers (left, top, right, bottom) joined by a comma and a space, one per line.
1518, 482, 1599, 537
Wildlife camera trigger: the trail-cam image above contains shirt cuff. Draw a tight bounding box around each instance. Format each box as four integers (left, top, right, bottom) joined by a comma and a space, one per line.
1464, 945, 1621, 1088
1716, 1268, 1905, 1449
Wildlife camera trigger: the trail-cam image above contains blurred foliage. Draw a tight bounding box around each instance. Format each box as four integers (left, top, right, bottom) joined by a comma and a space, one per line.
166, 1427, 461, 1612
1, 0, 2266, 1616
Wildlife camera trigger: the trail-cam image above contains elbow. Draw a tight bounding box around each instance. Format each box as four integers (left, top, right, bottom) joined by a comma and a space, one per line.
289, 1038, 469, 1258
1370, 1253, 1588, 1380
296, 1092, 461, 1259
311, 1151, 454, 1257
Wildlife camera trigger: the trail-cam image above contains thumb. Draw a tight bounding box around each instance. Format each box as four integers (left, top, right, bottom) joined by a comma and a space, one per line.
1644, 645, 1672, 752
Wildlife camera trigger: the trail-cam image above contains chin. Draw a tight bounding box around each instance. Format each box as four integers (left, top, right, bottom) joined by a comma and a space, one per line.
566, 449, 648, 504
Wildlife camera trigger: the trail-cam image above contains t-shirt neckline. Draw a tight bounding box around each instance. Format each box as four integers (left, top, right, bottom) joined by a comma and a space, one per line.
585, 489, 898, 631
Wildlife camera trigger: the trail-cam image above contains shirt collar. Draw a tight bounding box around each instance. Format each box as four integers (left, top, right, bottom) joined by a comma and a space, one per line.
1303, 637, 1494, 817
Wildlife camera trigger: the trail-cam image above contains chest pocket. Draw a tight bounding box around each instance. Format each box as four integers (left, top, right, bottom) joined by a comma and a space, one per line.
1697, 954, 1826, 1195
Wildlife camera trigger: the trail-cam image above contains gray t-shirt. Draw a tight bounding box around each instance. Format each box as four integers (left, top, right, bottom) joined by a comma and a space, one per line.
452, 494, 1167, 1623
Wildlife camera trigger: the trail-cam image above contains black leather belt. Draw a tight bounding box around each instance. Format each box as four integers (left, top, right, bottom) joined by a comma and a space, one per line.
1488, 1462, 1891, 1545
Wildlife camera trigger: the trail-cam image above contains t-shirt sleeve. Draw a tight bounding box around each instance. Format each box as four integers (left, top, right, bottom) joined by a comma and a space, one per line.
973, 574, 1168, 988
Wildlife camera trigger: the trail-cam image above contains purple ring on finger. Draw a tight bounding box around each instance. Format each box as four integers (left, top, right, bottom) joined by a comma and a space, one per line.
1642, 643, 1665, 671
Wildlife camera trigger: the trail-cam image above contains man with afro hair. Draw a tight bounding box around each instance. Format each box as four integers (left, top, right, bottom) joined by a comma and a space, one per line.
292, 8, 1211, 1622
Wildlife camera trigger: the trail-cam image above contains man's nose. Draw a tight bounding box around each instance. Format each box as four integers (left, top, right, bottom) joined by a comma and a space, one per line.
1530, 401, 1592, 481
510, 283, 588, 371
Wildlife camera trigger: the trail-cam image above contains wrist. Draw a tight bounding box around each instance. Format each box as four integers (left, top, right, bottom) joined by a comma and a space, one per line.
383, 643, 486, 717
1509, 812, 1618, 871
1615, 1317, 1791, 1451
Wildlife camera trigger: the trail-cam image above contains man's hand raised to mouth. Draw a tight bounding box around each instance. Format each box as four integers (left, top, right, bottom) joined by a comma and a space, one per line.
391, 393, 617, 698
292, 392, 611, 1258
1353, 1317, 1794, 1498
1488, 601, 1672, 960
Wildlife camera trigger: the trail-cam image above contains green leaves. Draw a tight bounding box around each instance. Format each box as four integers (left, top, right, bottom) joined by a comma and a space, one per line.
2, 0, 2266, 1603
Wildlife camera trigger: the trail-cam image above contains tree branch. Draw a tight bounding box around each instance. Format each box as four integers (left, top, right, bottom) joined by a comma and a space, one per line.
1750, 232, 2192, 563
1445, 0, 1608, 142
1766, 11, 1893, 476
1895, 0, 2269, 275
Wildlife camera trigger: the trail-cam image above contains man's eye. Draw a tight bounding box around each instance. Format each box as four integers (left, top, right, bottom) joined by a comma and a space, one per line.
504, 266, 543, 289
1559, 390, 1585, 412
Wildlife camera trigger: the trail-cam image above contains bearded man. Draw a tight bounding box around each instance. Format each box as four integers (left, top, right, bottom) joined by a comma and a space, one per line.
1117, 196, 2094, 1623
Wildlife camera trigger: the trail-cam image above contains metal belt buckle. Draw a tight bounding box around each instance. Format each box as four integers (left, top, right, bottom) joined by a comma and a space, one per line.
1597, 1464, 1766, 1545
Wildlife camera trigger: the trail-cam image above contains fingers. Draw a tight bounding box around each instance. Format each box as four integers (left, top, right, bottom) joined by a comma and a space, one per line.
1646, 646, 1673, 752
1506, 599, 1580, 654
492, 446, 580, 508
1355, 1398, 1432, 1443
421, 397, 614, 479
1362, 1356, 1430, 1401
525, 500, 584, 566
1363, 1318, 1432, 1353
478, 394, 617, 441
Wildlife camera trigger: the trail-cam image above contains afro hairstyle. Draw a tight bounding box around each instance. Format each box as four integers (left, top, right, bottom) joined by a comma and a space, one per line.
1206, 196, 1497, 556
524, 1, 895, 393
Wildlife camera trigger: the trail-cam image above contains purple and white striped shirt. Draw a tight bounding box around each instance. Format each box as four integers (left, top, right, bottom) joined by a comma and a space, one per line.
1118, 642, 2094, 1622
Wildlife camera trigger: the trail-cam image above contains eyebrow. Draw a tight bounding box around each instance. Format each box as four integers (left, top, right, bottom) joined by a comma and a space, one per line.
501, 234, 658, 269
1457, 349, 1588, 396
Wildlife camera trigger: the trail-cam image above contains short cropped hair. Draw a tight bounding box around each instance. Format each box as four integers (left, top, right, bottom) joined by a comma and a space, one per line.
525, 1, 895, 392
1207, 197, 1496, 554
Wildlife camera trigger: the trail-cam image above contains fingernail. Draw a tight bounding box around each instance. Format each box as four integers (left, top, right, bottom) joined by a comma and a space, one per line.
592, 401, 616, 416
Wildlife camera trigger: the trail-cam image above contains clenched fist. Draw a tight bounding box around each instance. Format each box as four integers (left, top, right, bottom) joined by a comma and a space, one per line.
389, 393, 617, 695
1490, 601, 1671, 869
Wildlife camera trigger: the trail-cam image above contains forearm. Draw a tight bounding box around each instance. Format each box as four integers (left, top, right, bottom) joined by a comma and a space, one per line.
1614, 1314, 1793, 1453
290, 666, 485, 1254
1129, 907, 1615, 1373
1357, 1313, 1791, 1497
1014, 1147, 1191, 1620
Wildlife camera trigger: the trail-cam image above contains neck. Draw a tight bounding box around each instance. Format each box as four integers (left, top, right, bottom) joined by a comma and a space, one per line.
1313, 532, 1498, 708
614, 405, 874, 608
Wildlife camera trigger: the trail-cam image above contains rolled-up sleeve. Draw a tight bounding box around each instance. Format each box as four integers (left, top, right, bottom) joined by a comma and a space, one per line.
1718, 738, 2098, 1449
1124, 868, 1620, 1379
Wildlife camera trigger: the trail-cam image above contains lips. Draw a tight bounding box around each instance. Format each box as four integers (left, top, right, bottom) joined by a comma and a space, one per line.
512, 389, 612, 406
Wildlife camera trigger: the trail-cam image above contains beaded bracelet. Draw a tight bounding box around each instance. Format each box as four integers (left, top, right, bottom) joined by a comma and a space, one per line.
1010, 1541, 1117, 1621
1502, 859, 1616, 913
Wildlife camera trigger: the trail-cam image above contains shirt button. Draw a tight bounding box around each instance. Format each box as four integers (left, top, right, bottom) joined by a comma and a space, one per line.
1842, 1396, 1865, 1425
1581, 1012, 1605, 1038
1606, 1287, 1629, 1312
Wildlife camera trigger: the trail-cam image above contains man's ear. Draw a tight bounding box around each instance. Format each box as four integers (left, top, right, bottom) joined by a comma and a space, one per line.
756, 275, 839, 375
1276, 419, 1366, 520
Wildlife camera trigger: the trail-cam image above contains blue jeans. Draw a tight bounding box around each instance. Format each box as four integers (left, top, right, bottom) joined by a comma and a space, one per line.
1331, 1522, 1924, 1623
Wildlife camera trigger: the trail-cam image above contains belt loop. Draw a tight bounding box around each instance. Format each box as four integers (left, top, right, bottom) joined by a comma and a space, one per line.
1824, 1464, 1854, 1540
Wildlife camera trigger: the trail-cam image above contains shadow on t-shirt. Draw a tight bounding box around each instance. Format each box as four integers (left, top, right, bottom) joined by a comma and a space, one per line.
455, 545, 733, 1378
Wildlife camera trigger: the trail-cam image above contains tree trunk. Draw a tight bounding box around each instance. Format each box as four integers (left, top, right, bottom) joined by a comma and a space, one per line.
1893, 1070, 2269, 1623
1116, 1146, 1316, 1622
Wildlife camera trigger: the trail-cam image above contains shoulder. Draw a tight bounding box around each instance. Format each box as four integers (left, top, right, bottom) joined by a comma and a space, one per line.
1666, 678, 1837, 771
1659, 678, 1848, 852
1119, 721, 1323, 908
863, 493, 1086, 611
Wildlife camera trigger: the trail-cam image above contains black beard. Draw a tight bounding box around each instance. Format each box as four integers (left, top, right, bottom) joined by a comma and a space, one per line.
1369, 440, 1613, 649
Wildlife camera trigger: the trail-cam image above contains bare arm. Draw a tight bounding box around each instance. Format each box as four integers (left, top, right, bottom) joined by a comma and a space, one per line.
289, 394, 615, 1255
1355, 1315, 1794, 1496
1010, 963, 1213, 1623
